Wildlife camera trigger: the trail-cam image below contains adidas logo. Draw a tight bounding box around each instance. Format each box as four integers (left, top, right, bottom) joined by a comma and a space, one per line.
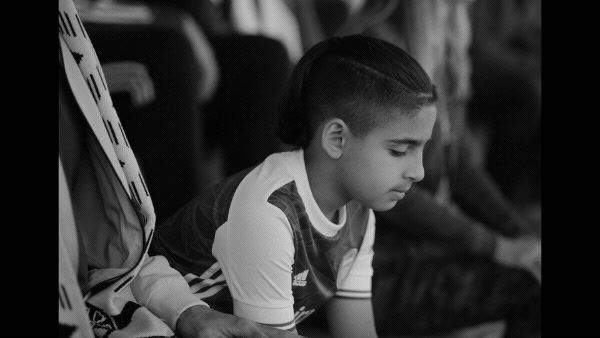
292, 270, 309, 287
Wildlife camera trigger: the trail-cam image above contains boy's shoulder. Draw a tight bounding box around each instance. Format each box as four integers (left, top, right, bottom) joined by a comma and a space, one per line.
187, 151, 301, 221
158, 152, 300, 238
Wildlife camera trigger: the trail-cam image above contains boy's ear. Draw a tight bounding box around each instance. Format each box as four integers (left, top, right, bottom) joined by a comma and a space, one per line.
321, 118, 348, 160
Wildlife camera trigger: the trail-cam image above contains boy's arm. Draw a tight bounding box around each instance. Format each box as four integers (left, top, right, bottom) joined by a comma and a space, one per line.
328, 210, 377, 338
326, 298, 377, 338
177, 304, 304, 337
131, 254, 303, 337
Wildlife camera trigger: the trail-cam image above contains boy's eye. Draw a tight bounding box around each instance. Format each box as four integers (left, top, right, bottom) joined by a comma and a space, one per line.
389, 149, 407, 157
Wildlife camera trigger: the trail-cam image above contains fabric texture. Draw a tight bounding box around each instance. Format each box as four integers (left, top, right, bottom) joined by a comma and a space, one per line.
59, 158, 95, 338
59, 0, 156, 263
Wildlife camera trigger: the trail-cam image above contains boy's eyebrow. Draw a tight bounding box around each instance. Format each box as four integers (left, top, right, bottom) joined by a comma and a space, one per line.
386, 138, 429, 146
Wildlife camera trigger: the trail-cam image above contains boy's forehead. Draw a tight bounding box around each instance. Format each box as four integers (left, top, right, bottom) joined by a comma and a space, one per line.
376, 105, 437, 141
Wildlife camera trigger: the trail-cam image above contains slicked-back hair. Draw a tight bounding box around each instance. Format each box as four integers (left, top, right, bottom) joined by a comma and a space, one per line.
276, 35, 437, 149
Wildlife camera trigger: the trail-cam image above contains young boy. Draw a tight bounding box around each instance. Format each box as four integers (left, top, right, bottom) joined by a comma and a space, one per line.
151, 35, 437, 337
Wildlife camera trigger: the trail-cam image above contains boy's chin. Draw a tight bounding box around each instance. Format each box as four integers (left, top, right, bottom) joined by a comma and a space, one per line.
370, 199, 399, 212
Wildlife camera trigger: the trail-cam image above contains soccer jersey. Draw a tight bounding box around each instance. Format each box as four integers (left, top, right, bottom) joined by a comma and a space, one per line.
151, 150, 375, 330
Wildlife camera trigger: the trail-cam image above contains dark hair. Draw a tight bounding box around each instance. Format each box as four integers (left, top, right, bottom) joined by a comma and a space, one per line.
276, 35, 437, 148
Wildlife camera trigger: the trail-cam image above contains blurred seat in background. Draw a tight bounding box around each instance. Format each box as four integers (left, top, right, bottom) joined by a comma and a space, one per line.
468, 0, 541, 213
139, 0, 294, 179
227, 0, 304, 63
102, 61, 156, 109
201, 33, 292, 177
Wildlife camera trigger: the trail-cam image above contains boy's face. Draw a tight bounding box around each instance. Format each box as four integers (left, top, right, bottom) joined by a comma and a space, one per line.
339, 105, 437, 211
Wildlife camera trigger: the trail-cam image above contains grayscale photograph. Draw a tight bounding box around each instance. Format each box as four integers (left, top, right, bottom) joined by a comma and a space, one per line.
59, 0, 541, 337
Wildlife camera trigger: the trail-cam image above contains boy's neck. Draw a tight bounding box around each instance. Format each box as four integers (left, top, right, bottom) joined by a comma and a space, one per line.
303, 148, 347, 223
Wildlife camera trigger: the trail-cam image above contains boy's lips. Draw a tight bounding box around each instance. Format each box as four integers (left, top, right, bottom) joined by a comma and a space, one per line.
391, 186, 410, 194
390, 187, 410, 199
390, 190, 406, 200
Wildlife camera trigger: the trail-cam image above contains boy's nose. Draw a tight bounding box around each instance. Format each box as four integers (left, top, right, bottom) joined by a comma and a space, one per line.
403, 156, 425, 183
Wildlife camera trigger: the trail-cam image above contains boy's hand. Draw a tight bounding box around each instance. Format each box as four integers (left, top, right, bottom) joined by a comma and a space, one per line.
176, 305, 304, 338
493, 236, 541, 283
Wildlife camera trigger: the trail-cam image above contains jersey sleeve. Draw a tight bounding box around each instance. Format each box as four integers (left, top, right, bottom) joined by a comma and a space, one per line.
336, 209, 375, 299
212, 202, 297, 330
